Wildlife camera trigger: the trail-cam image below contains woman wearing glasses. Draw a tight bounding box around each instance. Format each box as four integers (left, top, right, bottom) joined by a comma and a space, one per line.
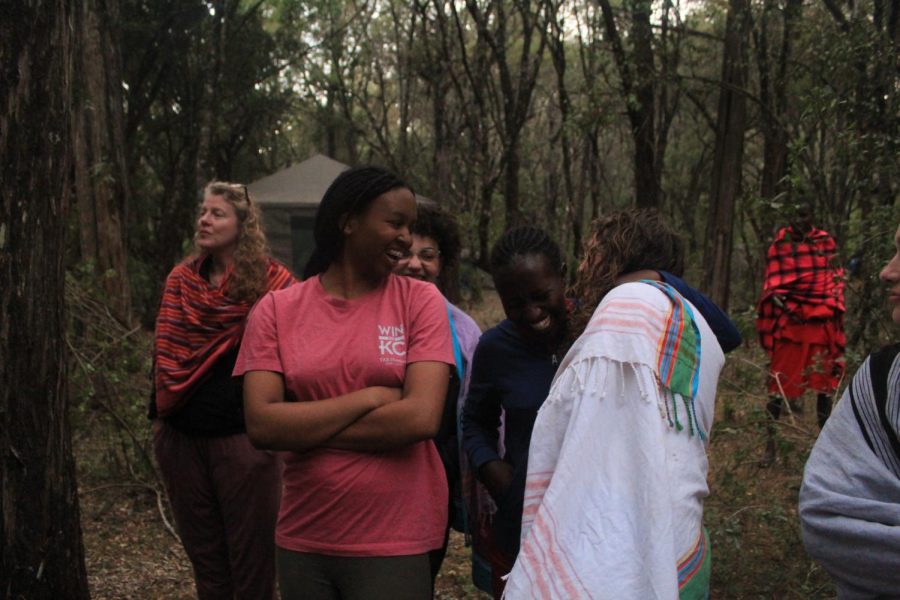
394, 204, 485, 587
151, 181, 294, 599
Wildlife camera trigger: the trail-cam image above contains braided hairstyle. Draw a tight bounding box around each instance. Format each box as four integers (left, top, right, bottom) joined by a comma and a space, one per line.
303, 166, 411, 280
411, 204, 463, 303
568, 208, 684, 342
489, 226, 565, 280
490, 226, 568, 346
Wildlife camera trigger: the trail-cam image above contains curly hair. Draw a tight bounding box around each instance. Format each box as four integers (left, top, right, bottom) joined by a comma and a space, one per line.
568, 209, 684, 342
303, 166, 411, 279
411, 203, 462, 302
200, 181, 270, 303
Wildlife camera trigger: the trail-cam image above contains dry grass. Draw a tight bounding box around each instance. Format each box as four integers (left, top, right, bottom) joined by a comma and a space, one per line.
79, 482, 484, 599
76, 290, 836, 599
705, 354, 835, 598
81, 486, 194, 599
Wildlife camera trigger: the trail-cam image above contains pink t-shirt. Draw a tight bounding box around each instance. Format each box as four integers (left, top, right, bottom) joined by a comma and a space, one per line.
234, 274, 453, 556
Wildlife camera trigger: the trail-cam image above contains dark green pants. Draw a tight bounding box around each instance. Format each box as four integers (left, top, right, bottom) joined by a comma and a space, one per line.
276, 547, 431, 600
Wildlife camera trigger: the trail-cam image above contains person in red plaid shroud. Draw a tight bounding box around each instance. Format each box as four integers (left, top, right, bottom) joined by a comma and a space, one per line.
756, 201, 845, 465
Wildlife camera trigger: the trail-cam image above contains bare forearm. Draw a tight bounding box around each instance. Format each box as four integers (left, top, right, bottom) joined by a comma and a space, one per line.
246, 386, 394, 452
324, 361, 451, 452
324, 396, 444, 451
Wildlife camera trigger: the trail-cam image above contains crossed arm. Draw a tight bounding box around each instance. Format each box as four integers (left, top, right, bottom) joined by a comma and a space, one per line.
243, 360, 450, 453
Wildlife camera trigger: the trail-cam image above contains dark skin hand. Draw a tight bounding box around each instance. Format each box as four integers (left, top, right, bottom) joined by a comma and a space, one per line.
480, 459, 515, 502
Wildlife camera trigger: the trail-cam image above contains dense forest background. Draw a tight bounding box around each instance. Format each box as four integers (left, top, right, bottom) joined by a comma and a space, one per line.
69, 0, 898, 334
1, 0, 897, 596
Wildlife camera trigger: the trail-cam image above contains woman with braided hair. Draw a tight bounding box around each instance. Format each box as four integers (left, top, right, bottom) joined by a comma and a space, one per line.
462, 226, 569, 599
235, 166, 454, 599
151, 181, 294, 599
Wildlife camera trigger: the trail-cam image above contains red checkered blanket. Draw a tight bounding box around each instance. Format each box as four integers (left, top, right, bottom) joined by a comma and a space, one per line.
756, 226, 845, 354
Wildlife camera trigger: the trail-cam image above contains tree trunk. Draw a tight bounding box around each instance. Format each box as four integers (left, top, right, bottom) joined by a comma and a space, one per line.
504, 139, 524, 229
703, 0, 751, 309
466, 0, 546, 229
0, 1, 90, 598
545, 2, 577, 256
586, 133, 602, 220
632, 121, 660, 208
477, 185, 494, 271
195, 0, 229, 191
73, 0, 133, 325
596, 0, 663, 209
431, 84, 452, 206
755, 0, 801, 216
629, 0, 661, 208
325, 88, 338, 158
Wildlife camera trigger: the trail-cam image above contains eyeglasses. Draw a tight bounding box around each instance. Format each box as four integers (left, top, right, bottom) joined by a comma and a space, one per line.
243, 185, 251, 204
402, 248, 441, 263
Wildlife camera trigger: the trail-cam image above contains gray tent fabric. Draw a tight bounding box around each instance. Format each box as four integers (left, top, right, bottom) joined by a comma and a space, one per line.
248, 155, 432, 276
248, 154, 350, 207
248, 154, 350, 275
799, 345, 900, 599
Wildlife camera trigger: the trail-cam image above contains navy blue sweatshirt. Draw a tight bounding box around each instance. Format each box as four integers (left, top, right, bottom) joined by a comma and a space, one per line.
461, 319, 557, 561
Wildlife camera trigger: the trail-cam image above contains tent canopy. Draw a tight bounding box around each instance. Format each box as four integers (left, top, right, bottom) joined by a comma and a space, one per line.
247, 154, 432, 275
248, 154, 350, 207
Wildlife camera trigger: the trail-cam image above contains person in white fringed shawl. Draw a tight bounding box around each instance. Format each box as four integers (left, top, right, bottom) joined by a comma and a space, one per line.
504, 209, 724, 600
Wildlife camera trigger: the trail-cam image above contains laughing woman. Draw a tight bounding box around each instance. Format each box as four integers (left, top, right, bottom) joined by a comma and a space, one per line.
152, 181, 294, 599
462, 223, 739, 599
462, 226, 571, 598
234, 166, 454, 600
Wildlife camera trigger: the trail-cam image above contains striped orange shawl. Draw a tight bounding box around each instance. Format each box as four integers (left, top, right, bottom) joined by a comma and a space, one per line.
153, 255, 294, 417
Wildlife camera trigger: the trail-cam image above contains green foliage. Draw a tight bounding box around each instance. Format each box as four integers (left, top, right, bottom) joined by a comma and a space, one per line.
67, 272, 155, 485
114, 0, 298, 322
705, 351, 835, 598
70, 0, 898, 434
82, 0, 897, 326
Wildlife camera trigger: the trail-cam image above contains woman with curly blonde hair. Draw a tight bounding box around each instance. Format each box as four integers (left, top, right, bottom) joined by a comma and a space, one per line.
567, 209, 685, 343
203, 181, 273, 302
506, 209, 727, 599
151, 180, 294, 600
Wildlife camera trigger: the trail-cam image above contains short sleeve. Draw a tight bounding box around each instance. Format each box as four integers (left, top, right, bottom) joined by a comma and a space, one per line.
233, 292, 283, 376
406, 283, 454, 366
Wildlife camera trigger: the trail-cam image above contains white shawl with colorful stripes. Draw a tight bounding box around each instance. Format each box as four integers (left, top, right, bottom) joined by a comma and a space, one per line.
504, 281, 724, 599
